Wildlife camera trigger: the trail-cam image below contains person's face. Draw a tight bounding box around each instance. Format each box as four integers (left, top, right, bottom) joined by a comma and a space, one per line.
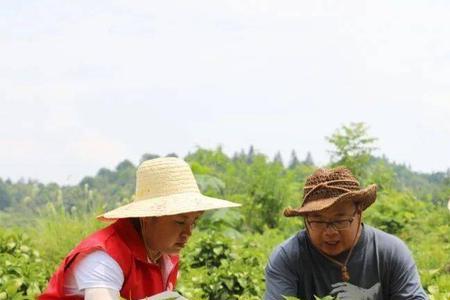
141, 211, 203, 255
305, 201, 361, 257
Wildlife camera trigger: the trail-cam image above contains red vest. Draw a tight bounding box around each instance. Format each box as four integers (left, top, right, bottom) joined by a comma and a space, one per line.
38, 219, 179, 300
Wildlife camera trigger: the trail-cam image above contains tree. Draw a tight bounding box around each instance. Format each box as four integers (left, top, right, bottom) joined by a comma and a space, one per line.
97, 168, 115, 181
273, 151, 283, 166
185, 147, 231, 174
288, 150, 300, 169
365, 159, 395, 190
246, 155, 288, 230
303, 151, 314, 166
232, 149, 246, 162
140, 153, 160, 163
246, 146, 255, 164
326, 122, 377, 179
116, 160, 135, 171
0, 182, 10, 210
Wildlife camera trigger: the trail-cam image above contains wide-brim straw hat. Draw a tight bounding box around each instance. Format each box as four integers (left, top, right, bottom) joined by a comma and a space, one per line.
284, 167, 376, 217
97, 157, 241, 222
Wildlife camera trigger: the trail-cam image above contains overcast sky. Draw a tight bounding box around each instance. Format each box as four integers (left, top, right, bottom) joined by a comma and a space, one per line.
1, 0, 449, 185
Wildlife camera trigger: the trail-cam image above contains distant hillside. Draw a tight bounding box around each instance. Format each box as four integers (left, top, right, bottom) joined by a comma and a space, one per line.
1, 149, 449, 221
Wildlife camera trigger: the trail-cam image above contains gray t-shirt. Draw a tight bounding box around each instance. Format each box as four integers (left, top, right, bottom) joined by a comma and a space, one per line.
264, 224, 427, 300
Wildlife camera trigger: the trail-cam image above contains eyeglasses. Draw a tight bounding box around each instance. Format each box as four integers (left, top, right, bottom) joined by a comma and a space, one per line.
306, 209, 358, 231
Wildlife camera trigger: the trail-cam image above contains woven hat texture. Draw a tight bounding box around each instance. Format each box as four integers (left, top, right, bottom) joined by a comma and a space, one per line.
284, 167, 376, 217
98, 157, 240, 221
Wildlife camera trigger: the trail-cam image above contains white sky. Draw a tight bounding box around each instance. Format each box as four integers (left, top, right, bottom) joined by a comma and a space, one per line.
1, 0, 450, 185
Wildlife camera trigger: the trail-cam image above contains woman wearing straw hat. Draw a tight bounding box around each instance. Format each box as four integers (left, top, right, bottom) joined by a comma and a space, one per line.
39, 157, 240, 300
264, 167, 427, 300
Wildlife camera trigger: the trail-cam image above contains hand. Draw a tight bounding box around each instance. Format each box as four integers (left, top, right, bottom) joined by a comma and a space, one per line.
330, 282, 380, 300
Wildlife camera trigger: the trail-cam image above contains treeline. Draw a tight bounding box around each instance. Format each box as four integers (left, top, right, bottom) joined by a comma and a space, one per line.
1, 123, 449, 230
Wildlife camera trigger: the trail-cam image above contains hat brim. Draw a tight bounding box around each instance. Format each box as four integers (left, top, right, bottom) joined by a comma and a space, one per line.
284, 184, 377, 217
97, 192, 241, 222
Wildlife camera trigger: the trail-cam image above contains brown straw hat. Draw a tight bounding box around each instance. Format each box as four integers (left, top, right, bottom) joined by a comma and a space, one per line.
284, 167, 376, 217
97, 157, 241, 222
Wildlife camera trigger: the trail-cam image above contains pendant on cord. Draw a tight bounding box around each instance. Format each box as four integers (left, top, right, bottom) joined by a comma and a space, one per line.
341, 265, 350, 282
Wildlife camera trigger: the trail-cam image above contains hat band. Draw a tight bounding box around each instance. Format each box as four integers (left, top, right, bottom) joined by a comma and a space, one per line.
303, 179, 360, 203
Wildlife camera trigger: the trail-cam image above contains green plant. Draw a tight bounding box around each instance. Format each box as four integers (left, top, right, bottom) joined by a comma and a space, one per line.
0, 230, 52, 299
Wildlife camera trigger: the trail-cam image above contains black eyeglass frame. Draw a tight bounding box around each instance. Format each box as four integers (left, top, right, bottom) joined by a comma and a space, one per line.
305, 208, 359, 231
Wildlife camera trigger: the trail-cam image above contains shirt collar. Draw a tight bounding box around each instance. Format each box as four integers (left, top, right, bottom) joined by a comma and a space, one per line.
112, 218, 180, 266
113, 218, 150, 263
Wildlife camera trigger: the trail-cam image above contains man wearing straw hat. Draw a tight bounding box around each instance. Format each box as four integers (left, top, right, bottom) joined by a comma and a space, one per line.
264, 167, 427, 300
39, 157, 240, 300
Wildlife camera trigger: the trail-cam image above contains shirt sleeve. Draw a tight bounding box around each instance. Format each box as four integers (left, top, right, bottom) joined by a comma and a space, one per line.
72, 250, 125, 292
84, 287, 120, 300
264, 245, 299, 300
388, 239, 428, 300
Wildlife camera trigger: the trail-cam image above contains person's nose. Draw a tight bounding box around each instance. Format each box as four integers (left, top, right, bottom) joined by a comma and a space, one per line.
323, 223, 339, 235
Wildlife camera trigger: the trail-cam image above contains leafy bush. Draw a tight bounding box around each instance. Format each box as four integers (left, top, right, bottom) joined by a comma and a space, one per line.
0, 230, 52, 299
177, 230, 284, 299
364, 190, 422, 235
